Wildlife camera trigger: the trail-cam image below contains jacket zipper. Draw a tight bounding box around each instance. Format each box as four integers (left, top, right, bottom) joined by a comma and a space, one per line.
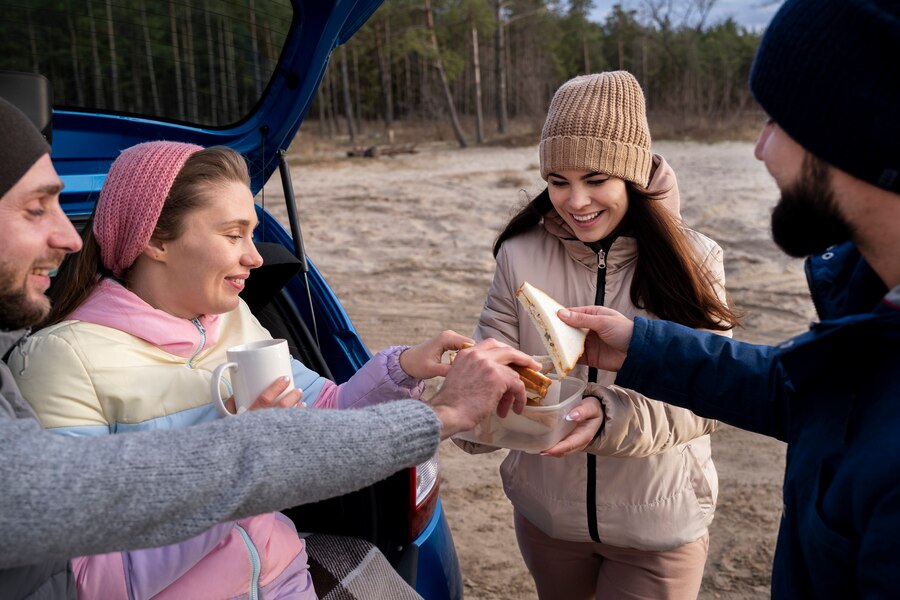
234, 524, 262, 600
586, 247, 607, 543
187, 318, 207, 368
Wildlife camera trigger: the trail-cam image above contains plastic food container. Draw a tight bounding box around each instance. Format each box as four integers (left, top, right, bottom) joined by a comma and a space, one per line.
453, 376, 587, 454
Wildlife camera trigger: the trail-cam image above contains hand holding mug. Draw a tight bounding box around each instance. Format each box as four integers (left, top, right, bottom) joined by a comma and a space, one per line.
223, 376, 303, 415
211, 339, 300, 416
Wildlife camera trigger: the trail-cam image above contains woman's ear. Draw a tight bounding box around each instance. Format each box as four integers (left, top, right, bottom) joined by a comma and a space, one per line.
142, 237, 168, 263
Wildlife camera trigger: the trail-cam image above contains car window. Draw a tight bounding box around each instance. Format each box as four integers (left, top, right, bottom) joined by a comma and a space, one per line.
0, 0, 293, 127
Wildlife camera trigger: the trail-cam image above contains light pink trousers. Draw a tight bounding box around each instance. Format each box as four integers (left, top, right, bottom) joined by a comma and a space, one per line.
514, 510, 709, 600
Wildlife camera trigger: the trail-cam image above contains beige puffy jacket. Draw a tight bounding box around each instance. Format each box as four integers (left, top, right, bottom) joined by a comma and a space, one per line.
463, 156, 731, 551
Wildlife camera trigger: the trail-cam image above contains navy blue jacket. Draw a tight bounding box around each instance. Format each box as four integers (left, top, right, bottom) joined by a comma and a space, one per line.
618, 241, 900, 598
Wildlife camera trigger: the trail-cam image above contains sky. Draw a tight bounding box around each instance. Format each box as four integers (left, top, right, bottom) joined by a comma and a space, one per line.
588, 0, 783, 31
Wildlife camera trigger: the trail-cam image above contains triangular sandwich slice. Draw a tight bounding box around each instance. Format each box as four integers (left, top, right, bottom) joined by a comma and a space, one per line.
515, 281, 587, 377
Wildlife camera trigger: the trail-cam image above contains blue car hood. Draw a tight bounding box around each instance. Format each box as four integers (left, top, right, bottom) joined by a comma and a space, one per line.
49, 0, 383, 214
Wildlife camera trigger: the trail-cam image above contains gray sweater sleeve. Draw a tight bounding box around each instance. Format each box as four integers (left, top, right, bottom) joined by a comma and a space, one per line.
0, 389, 439, 568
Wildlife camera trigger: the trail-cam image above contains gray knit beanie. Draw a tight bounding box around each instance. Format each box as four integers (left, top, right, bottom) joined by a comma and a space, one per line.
750, 0, 899, 192
539, 71, 652, 187
0, 97, 51, 200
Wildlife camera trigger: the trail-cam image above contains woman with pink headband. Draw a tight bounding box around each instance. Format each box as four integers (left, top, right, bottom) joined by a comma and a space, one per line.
11, 141, 466, 599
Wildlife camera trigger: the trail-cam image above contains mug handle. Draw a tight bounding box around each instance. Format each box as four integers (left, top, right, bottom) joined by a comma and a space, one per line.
211, 362, 239, 417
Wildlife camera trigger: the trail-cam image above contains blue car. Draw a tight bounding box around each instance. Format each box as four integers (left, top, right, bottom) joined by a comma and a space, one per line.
0, 1, 462, 598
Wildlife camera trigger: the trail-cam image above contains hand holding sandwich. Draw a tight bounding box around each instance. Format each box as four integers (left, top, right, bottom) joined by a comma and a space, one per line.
430, 339, 541, 439
557, 306, 634, 372
399, 329, 476, 379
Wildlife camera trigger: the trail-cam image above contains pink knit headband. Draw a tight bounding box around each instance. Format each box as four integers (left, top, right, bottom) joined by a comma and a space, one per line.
93, 141, 203, 277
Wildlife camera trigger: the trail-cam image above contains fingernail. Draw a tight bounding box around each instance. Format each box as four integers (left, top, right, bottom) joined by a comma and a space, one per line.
281, 376, 290, 382
559, 309, 571, 318
565, 410, 579, 421
539, 452, 550, 456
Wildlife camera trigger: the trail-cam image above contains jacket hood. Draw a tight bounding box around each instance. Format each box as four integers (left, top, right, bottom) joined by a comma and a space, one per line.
68, 279, 221, 358
542, 153, 681, 269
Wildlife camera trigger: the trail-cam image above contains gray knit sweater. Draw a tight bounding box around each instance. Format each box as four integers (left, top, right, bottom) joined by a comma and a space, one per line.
0, 329, 440, 597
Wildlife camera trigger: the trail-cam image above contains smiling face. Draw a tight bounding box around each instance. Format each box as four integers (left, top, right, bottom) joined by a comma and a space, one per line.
145, 180, 263, 318
0, 154, 83, 328
546, 169, 629, 243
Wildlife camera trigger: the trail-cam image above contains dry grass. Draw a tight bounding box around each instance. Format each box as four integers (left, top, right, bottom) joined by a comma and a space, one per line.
649, 110, 767, 143
288, 111, 766, 164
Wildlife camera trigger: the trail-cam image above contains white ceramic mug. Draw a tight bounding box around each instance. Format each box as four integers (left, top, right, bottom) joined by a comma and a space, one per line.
211, 339, 295, 417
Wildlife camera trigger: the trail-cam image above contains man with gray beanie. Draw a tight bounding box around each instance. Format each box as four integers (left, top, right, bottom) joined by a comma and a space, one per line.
0, 96, 537, 598
557, 0, 900, 597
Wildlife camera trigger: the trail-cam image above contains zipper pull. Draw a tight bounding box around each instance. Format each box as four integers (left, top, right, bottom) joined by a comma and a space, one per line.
597, 249, 606, 270
193, 318, 206, 335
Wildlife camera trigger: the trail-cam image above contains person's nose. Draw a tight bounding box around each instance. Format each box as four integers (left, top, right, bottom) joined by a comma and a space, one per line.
754, 120, 774, 161
241, 240, 264, 270
567, 182, 592, 211
49, 209, 83, 253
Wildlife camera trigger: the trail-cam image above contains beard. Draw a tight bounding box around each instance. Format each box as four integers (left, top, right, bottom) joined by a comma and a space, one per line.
0, 263, 50, 330
770, 153, 854, 258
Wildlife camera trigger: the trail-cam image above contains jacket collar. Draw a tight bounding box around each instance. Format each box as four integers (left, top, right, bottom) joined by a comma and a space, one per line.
68, 278, 221, 358
804, 241, 888, 320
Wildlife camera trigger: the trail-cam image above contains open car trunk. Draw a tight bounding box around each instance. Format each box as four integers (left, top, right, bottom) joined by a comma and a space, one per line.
0, 1, 461, 597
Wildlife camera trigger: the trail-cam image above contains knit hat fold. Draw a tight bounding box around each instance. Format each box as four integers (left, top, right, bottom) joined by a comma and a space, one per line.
540, 71, 652, 186
93, 141, 203, 277
0, 97, 51, 200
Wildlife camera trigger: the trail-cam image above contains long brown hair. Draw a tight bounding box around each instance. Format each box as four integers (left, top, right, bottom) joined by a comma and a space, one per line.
494, 186, 741, 331
46, 146, 250, 326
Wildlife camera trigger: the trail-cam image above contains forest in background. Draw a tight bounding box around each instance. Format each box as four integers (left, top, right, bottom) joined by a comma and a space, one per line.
0, 0, 769, 145
310, 0, 769, 146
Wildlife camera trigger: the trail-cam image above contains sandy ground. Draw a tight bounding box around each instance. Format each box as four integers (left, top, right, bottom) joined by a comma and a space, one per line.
265, 139, 816, 599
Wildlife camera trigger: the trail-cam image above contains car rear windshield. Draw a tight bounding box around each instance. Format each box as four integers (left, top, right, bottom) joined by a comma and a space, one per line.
0, 0, 293, 127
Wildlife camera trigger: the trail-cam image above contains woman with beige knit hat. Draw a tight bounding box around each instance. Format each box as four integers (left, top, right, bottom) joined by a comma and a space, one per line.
462, 71, 741, 598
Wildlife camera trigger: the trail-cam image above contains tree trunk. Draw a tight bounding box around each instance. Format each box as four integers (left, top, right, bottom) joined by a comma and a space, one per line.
582, 34, 591, 73
141, 0, 162, 114
169, 0, 185, 119
317, 87, 327, 136
374, 20, 394, 128
217, 18, 229, 117
225, 20, 239, 116
472, 25, 485, 144
352, 44, 363, 135
87, 2, 105, 106
183, 8, 198, 121
403, 53, 411, 117
248, 0, 262, 96
67, 9, 85, 105
493, 0, 507, 133
424, 0, 467, 147
203, 0, 217, 119
27, 10, 39, 76
328, 68, 338, 136
339, 45, 356, 142
105, 0, 122, 111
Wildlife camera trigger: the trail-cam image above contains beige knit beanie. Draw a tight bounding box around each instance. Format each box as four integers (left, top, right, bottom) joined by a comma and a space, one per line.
539, 71, 652, 187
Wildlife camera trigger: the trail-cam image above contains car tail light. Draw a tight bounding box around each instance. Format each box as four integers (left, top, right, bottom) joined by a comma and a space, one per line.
409, 456, 440, 541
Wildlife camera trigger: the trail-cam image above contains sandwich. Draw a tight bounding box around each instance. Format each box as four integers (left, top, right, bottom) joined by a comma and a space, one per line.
449, 343, 552, 404
515, 281, 587, 377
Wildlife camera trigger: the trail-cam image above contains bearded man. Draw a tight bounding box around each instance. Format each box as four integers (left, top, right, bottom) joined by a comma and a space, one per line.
556, 0, 900, 597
